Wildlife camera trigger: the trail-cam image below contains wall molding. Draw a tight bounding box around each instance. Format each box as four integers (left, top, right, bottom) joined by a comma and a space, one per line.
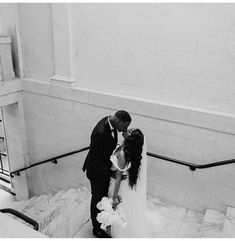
51, 4, 73, 83
51, 74, 75, 87
0, 79, 21, 107
2, 78, 235, 135
20, 78, 235, 135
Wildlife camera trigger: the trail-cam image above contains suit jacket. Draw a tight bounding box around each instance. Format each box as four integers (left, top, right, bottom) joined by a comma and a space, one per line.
82, 116, 118, 179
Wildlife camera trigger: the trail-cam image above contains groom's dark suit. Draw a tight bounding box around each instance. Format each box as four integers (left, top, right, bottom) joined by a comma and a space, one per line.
82, 116, 118, 232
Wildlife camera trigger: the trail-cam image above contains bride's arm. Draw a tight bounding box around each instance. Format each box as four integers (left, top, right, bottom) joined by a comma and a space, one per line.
112, 169, 123, 206
112, 151, 126, 206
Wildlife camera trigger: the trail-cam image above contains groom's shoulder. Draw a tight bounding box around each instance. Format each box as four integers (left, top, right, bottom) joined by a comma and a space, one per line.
92, 116, 108, 133
95, 116, 108, 128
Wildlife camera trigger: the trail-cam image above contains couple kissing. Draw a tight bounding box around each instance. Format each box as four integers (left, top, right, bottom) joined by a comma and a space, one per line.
82, 110, 149, 238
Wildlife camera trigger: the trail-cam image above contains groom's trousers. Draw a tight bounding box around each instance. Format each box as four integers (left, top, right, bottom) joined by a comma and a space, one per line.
87, 170, 110, 231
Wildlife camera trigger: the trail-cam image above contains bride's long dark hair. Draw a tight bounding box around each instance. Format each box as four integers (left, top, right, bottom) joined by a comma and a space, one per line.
123, 129, 144, 189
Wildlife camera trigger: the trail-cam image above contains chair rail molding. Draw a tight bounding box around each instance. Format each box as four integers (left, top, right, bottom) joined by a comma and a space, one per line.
51, 74, 75, 87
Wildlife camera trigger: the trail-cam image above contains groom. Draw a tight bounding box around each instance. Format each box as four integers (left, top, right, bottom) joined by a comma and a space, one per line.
82, 110, 131, 238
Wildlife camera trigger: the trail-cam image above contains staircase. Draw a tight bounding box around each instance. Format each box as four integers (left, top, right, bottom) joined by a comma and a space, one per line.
5, 186, 91, 238
1, 187, 235, 238
146, 195, 235, 238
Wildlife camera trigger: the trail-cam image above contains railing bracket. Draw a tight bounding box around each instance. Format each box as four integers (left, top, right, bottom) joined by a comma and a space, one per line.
189, 166, 196, 171
51, 159, 57, 164
10, 171, 20, 178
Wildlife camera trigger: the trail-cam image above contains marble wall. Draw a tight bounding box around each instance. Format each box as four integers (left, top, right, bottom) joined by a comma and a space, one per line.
1, 3, 235, 212
21, 78, 235, 213
18, 3, 54, 81
16, 3, 235, 114
70, 3, 235, 113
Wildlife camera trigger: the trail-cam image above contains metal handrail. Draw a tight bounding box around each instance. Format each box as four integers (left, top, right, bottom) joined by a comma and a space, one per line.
147, 152, 235, 171
0, 208, 39, 230
10, 146, 235, 177
0, 152, 7, 157
10, 146, 90, 177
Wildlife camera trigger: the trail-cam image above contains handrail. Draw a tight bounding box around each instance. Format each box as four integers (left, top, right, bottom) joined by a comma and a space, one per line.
10, 146, 90, 177
0, 208, 39, 230
147, 152, 235, 171
10, 146, 235, 177
147, 152, 197, 171
0, 152, 7, 157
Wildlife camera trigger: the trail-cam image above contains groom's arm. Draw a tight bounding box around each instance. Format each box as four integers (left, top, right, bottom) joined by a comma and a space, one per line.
89, 132, 114, 179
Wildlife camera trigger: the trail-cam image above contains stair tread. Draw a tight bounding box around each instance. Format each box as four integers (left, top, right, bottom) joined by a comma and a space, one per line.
203, 209, 226, 224
223, 218, 235, 238
222, 207, 235, 238
199, 209, 226, 238
7, 186, 91, 237
226, 206, 235, 220
177, 210, 204, 238
0, 212, 47, 238
147, 195, 187, 221
146, 196, 189, 238
6, 189, 235, 238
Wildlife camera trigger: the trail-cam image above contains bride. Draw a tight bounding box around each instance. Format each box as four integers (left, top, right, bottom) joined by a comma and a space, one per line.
108, 128, 154, 238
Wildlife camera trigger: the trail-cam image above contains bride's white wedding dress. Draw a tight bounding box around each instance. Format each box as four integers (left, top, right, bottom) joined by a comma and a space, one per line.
108, 139, 161, 238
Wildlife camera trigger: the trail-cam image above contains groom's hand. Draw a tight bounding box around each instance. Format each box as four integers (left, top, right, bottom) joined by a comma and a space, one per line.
111, 171, 127, 180
121, 174, 127, 180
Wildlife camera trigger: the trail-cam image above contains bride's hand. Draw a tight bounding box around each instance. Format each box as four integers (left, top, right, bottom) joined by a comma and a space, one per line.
117, 195, 122, 203
112, 197, 120, 209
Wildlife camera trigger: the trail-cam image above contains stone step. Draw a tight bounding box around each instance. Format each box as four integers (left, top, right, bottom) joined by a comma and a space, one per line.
223, 206, 235, 238
10, 194, 52, 216
74, 197, 204, 238
72, 219, 95, 238
0, 212, 47, 238
39, 187, 91, 238
7, 193, 64, 231
6, 190, 235, 238
199, 209, 226, 238
147, 195, 187, 237
147, 195, 187, 221
176, 210, 204, 238
6, 186, 91, 238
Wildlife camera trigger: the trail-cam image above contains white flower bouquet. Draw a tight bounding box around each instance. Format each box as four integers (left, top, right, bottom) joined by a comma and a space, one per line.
96, 197, 127, 230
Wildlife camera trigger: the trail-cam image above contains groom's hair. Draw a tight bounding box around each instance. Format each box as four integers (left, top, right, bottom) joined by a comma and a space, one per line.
114, 110, 131, 123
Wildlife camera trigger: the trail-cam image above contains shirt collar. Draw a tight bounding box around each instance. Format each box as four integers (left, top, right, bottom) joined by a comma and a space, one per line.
108, 116, 114, 131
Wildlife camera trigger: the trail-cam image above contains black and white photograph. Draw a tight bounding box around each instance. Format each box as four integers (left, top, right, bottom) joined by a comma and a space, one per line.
0, 0, 235, 238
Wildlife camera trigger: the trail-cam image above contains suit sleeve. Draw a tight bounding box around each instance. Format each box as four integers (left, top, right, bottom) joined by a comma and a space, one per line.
89, 132, 113, 179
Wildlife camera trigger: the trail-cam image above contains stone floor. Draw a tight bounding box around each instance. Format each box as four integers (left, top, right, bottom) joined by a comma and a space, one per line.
1, 187, 235, 238
73, 219, 95, 238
